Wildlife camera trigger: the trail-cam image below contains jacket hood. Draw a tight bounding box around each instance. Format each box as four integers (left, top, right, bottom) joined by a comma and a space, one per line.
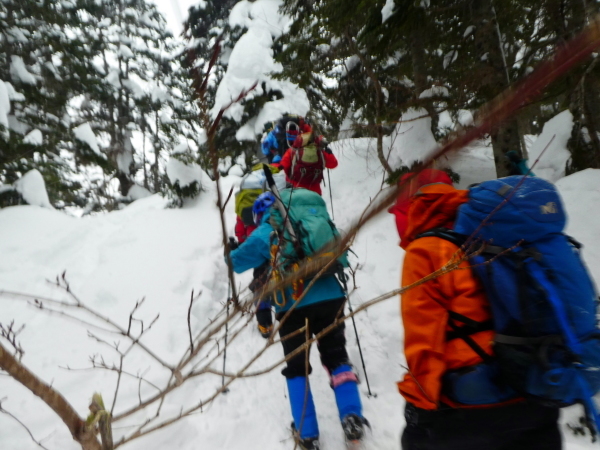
388, 169, 454, 245
401, 184, 469, 249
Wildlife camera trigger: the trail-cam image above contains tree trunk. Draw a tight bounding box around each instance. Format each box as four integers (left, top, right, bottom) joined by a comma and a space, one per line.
472, 0, 523, 177
0, 343, 102, 450
411, 9, 438, 135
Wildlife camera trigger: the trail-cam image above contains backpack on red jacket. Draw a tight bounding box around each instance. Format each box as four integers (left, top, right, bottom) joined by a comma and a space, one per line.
288, 127, 328, 186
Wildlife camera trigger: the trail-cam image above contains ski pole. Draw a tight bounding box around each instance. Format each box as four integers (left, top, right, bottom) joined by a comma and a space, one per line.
222, 281, 231, 393
327, 169, 335, 221
338, 268, 375, 397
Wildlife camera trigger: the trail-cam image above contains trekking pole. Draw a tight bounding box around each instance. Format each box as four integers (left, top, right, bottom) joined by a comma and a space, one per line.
222, 281, 231, 393
262, 164, 300, 249
338, 268, 375, 398
327, 169, 335, 221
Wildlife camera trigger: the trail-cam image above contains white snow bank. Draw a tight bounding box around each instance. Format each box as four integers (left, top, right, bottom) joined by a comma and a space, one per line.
387, 107, 438, 169
128, 184, 153, 201
73, 122, 102, 156
528, 110, 573, 183
166, 157, 212, 191
14, 169, 54, 209
556, 168, 600, 285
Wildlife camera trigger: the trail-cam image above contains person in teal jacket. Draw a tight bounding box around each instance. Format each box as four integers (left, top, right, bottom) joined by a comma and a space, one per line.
229, 192, 368, 450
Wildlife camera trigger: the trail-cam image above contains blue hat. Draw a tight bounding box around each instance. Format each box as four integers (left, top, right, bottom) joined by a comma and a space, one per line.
252, 192, 275, 224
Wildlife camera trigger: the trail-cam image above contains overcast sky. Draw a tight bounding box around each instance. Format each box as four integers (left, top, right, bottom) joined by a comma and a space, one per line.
150, 0, 200, 35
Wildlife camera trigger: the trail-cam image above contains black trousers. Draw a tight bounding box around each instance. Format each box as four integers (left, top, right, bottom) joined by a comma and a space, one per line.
276, 297, 350, 378
401, 401, 561, 450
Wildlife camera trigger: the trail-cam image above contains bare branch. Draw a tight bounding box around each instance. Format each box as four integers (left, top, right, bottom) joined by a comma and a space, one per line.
0, 342, 102, 450
0, 397, 50, 450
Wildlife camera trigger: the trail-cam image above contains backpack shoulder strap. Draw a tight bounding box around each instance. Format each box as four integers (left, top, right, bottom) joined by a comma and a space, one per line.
416, 227, 468, 248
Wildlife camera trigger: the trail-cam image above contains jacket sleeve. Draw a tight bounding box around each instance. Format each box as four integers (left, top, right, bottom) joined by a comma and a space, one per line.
261, 132, 277, 156
280, 148, 293, 178
323, 151, 338, 169
229, 223, 272, 274
397, 238, 450, 410
234, 216, 247, 243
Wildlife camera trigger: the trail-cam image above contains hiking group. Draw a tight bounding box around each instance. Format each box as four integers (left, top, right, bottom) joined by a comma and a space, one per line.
226, 114, 600, 450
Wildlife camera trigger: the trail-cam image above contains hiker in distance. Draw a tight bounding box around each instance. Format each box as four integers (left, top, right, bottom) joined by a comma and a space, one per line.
231, 164, 287, 337
262, 114, 338, 195
229, 189, 368, 450
391, 169, 569, 450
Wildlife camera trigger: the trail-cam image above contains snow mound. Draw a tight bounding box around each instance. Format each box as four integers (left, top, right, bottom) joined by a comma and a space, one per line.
14, 169, 54, 209
528, 110, 573, 183
388, 107, 438, 169
166, 157, 213, 191
128, 184, 153, 201
556, 168, 600, 296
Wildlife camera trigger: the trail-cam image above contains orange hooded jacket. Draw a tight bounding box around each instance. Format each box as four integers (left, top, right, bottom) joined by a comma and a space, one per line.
397, 183, 495, 410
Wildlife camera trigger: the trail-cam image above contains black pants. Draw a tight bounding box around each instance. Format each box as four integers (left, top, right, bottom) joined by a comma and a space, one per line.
401, 401, 561, 450
277, 297, 349, 378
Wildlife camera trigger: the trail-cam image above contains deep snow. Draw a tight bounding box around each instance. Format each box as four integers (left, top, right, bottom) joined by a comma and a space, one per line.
1, 135, 599, 450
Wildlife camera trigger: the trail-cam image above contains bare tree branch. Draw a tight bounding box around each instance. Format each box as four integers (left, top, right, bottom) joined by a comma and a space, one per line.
0, 397, 50, 450
0, 342, 102, 450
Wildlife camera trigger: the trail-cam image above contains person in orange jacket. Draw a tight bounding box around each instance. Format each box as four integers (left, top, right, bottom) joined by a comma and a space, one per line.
393, 169, 561, 450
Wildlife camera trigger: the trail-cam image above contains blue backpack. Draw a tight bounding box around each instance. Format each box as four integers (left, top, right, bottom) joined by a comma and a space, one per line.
420, 176, 600, 431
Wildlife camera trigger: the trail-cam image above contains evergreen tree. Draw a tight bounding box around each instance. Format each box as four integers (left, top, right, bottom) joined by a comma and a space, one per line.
183, 0, 248, 172
0, 0, 88, 207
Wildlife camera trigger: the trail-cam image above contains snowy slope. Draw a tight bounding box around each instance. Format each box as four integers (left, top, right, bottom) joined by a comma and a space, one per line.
1, 138, 600, 450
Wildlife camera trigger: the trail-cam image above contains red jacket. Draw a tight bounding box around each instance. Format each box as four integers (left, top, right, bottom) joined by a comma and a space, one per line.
280, 148, 338, 195
234, 216, 257, 244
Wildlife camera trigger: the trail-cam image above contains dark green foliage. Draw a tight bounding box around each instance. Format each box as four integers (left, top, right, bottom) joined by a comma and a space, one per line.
0, 0, 199, 210
278, 0, 600, 177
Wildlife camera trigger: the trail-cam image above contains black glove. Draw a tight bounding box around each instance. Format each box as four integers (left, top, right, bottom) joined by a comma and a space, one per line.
324, 146, 333, 154
229, 237, 239, 251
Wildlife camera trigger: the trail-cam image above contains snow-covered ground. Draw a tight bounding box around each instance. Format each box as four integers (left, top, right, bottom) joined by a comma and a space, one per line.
1, 133, 599, 449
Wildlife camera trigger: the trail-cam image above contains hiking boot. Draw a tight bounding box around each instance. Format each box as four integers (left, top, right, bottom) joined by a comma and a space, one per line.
295, 436, 320, 450
257, 323, 273, 338
341, 414, 370, 442
291, 422, 320, 450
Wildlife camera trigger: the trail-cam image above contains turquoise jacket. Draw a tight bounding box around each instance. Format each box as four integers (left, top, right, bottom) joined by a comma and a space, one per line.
229, 213, 345, 313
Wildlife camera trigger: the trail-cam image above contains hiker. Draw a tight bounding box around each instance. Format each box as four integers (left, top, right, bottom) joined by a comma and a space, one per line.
261, 114, 309, 164
229, 188, 368, 450
506, 149, 534, 176
232, 166, 286, 337
279, 134, 337, 196
393, 169, 562, 450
